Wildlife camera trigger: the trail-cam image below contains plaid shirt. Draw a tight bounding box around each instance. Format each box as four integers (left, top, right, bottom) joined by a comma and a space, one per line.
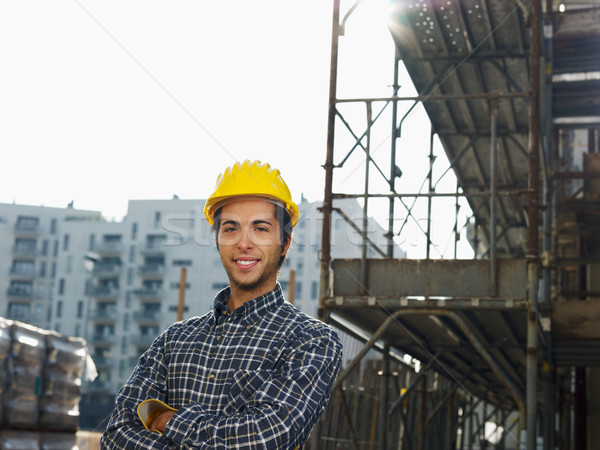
101, 284, 342, 449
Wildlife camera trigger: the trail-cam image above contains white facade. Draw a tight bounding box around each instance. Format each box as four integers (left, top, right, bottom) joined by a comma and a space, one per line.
0, 197, 403, 427
0, 203, 102, 329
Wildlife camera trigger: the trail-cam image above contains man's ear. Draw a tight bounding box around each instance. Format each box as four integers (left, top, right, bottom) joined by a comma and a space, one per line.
282, 235, 292, 257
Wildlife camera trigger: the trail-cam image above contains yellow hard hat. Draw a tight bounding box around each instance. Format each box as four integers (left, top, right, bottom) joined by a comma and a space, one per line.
203, 160, 299, 227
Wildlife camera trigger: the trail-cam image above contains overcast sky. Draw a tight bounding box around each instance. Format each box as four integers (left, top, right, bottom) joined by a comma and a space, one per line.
0, 1, 472, 258
0, 1, 393, 218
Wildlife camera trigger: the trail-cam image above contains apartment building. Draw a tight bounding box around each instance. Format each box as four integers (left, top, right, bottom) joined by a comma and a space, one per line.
0, 203, 102, 329
0, 197, 402, 428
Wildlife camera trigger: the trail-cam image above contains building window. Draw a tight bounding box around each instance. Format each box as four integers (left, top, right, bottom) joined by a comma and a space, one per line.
119, 358, 127, 378
75, 324, 81, 337
36, 282, 45, 299
173, 259, 192, 266
66, 256, 73, 274
126, 290, 132, 308
89, 234, 95, 251
56, 300, 63, 319
50, 218, 57, 234
58, 278, 65, 295
77, 300, 84, 319
39, 261, 47, 277
154, 212, 162, 228
53, 240, 59, 257
131, 222, 138, 240
41, 240, 48, 256
127, 268, 134, 286
16, 216, 39, 231
211, 282, 228, 291
171, 282, 190, 290
51, 262, 56, 278
63, 234, 70, 251
311, 281, 318, 300
129, 245, 136, 263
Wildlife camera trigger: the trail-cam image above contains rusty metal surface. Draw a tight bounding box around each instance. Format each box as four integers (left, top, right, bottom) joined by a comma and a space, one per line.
387, 1, 600, 257
332, 258, 527, 298
327, 302, 529, 409
388, 0, 532, 257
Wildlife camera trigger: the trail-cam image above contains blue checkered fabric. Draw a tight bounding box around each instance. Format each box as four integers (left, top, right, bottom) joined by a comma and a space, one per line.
101, 283, 342, 449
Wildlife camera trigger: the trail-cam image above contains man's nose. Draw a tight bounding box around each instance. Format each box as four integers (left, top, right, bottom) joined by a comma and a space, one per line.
237, 229, 254, 248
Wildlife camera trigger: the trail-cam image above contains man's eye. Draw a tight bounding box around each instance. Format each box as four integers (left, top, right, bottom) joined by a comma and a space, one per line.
223, 226, 237, 233
255, 226, 269, 232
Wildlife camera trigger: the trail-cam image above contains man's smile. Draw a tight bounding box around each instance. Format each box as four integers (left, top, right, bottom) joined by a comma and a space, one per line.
234, 257, 260, 269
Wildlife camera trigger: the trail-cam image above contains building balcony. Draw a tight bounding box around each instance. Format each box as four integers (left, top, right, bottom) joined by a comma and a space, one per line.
92, 263, 122, 279
11, 246, 37, 258
137, 264, 164, 278
5, 309, 31, 322
10, 267, 35, 280
131, 334, 156, 347
140, 243, 165, 255
129, 356, 141, 367
92, 242, 123, 256
91, 356, 114, 369
14, 223, 39, 237
133, 288, 163, 301
6, 287, 33, 300
89, 286, 120, 299
85, 379, 113, 393
89, 309, 118, 322
133, 310, 161, 324
88, 334, 116, 345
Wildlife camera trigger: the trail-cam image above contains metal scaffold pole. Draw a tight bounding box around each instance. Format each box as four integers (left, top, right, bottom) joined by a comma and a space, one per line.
526, 0, 542, 449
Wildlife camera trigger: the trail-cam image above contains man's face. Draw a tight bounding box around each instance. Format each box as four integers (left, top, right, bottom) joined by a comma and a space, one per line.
217, 199, 290, 298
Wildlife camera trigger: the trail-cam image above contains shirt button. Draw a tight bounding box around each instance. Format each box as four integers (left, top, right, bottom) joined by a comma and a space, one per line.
216, 336, 221, 341
208, 374, 215, 380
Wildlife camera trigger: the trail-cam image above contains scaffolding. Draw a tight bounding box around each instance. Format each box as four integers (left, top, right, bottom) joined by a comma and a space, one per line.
313, 1, 600, 449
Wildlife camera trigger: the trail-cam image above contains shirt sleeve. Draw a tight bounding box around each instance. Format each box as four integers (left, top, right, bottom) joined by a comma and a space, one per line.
100, 327, 177, 449
163, 325, 343, 449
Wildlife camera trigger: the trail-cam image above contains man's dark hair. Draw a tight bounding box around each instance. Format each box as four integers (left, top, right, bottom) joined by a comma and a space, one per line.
211, 203, 292, 268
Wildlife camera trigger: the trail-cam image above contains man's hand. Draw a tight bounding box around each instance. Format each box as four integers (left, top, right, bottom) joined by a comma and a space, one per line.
149, 410, 176, 433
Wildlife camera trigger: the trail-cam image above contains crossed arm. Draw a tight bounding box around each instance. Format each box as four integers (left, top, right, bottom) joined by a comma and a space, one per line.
100, 328, 342, 449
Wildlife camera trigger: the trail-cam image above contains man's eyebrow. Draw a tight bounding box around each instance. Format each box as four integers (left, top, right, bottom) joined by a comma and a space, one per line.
252, 219, 273, 226
220, 219, 240, 227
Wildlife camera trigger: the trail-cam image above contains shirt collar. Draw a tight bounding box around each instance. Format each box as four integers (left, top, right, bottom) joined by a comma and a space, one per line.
213, 283, 285, 325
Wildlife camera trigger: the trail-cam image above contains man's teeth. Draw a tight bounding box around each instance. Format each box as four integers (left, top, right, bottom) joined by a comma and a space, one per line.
237, 260, 257, 266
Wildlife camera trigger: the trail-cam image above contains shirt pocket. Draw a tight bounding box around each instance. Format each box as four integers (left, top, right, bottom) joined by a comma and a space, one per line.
225, 369, 273, 413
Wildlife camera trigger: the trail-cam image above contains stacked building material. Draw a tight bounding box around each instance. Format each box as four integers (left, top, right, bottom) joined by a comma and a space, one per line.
3, 321, 46, 429
0, 318, 87, 450
39, 332, 87, 431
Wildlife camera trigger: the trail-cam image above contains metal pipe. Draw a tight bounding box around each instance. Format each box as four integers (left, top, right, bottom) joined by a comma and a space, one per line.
361, 102, 372, 292
389, 355, 441, 416
333, 308, 526, 414
312, 1, 340, 446
318, 0, 340, 323
334, 91, 530, 103
378, 343, 390, 449
427, 129, 434, 259
417, 376, 426, 450
490, 99, 499, 296
466, 396, 474, 450
526, 0, 542, 448
388, 47, 400, 258
337, 386, 359, 450
332, 189, 528, 199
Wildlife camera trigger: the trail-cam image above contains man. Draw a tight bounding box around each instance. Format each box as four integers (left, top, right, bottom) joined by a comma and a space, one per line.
101, 160, 343, 449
